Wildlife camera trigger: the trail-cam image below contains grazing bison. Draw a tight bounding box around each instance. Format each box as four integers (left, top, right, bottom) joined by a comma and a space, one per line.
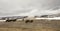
25, 20, 33, 23
6, 19, 17, 22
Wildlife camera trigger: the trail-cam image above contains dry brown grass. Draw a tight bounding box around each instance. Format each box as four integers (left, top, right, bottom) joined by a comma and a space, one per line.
0, 27, 59, 31
0, 19, 60, 31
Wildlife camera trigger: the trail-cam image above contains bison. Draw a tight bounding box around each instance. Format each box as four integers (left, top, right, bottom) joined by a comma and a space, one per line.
25, 20, 33, 23
6, 19, 17, 22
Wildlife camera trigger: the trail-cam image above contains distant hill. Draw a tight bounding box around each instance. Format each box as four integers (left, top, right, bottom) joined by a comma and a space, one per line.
40, 13, 60, 18
0, 16, 28, 20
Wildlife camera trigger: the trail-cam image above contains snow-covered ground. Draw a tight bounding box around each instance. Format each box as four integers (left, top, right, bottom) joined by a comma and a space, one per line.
0, 20, 6, 22
35, 17, 60, 20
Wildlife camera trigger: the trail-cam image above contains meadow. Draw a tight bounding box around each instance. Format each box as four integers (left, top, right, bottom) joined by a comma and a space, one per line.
0, 19, 60, 31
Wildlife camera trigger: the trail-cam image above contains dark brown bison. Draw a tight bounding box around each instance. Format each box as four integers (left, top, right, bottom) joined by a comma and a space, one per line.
25, 20, 33, 23
6, 19, 17, 22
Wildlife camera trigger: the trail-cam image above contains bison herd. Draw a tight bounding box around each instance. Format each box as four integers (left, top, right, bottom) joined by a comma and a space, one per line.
5, 19, 33, 23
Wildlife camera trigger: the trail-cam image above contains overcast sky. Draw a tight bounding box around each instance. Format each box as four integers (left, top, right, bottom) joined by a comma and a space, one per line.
0, 0, 60, 16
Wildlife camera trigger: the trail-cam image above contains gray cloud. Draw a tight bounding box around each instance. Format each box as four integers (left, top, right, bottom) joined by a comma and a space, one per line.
0, 0, 60, 16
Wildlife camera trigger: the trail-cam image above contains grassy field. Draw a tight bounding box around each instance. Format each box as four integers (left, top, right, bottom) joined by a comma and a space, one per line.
0, 19, 60, 31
